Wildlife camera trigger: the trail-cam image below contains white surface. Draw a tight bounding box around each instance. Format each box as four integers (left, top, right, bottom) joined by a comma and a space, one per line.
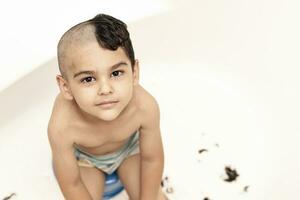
1, 0, 300, 199
0, 0, 171, 92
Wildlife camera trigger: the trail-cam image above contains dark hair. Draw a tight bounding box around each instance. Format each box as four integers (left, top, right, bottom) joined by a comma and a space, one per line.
87, 14, 135, 69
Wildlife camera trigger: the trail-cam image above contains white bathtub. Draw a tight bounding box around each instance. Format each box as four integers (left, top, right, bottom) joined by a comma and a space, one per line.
1, 0, 300, 199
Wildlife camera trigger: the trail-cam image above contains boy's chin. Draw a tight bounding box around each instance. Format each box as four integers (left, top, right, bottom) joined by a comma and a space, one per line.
95, 110, 121, 122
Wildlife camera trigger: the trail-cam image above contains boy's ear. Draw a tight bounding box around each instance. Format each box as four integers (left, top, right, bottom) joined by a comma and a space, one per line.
133, 59, 140, 86
56, 75, 74, 100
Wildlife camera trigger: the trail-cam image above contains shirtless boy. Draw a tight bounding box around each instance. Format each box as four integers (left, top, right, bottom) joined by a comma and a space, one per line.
47, 14, 166, 200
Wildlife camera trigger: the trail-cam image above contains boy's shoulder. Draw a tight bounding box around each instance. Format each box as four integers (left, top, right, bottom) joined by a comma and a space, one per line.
135, 85, 160, 117
47, 93, 77, 140
135, 85, 160, 135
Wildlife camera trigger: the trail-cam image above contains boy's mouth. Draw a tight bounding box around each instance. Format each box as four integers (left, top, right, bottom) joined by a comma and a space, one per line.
96, 100, 119, 108
97, 100, 118, 105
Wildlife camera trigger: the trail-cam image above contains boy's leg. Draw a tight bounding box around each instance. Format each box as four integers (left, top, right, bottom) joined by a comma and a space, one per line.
117, 154, 166, 200
79, 166, 105, 200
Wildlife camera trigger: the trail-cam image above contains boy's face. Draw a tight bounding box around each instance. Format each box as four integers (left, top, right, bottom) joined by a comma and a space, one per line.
58, 42, 139, 123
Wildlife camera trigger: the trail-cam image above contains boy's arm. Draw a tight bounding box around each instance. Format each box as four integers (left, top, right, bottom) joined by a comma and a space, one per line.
139, 96, 164, 200
48, 125, 93, 200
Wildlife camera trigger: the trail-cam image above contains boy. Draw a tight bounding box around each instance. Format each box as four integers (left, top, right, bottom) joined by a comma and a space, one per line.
47, 14, 166, 200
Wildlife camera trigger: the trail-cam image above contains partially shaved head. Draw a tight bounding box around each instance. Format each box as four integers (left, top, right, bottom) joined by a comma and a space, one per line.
57, 14, 135, 81
57, 23, 96, 79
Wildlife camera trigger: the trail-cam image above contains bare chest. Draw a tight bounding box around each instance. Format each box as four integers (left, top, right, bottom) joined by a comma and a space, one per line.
72, 107, 142, 156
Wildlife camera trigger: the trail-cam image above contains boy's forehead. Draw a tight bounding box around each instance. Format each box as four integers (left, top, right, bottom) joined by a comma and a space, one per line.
68, 43, 130, 74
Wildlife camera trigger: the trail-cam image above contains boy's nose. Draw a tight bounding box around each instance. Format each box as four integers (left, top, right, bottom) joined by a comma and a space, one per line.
97, 79, 113, 95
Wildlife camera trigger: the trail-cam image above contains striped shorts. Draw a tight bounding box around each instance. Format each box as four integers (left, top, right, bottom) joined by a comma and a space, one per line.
74, 131, 139, 175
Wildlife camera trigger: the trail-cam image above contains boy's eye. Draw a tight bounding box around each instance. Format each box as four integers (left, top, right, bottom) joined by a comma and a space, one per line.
111, 70, 124, 77
80, 71, 124, 83
81, 76, 95, 83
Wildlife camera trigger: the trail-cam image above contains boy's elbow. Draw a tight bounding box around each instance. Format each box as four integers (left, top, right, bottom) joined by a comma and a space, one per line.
61, 181, 93, 200
57, 174, 82, 189
141, 151, 164, 164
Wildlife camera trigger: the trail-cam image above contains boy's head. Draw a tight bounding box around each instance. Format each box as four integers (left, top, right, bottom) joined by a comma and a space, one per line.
57, 13, 136, 81
56, 14, 139, 123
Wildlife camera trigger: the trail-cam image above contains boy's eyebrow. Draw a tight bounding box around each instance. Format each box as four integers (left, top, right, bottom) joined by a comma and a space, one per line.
73, 61, 128, 78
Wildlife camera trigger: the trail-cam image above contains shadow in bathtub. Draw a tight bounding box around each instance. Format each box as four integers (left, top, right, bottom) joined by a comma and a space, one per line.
0, 58, 58, 128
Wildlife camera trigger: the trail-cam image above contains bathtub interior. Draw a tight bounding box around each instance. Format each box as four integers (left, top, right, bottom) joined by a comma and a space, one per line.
0, 58, 264, 200
1, 0, 300, 200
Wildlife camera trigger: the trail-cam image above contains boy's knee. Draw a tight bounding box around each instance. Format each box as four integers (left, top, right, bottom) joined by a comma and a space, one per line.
127, 190, 140, 200
158, 188, 168, 200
